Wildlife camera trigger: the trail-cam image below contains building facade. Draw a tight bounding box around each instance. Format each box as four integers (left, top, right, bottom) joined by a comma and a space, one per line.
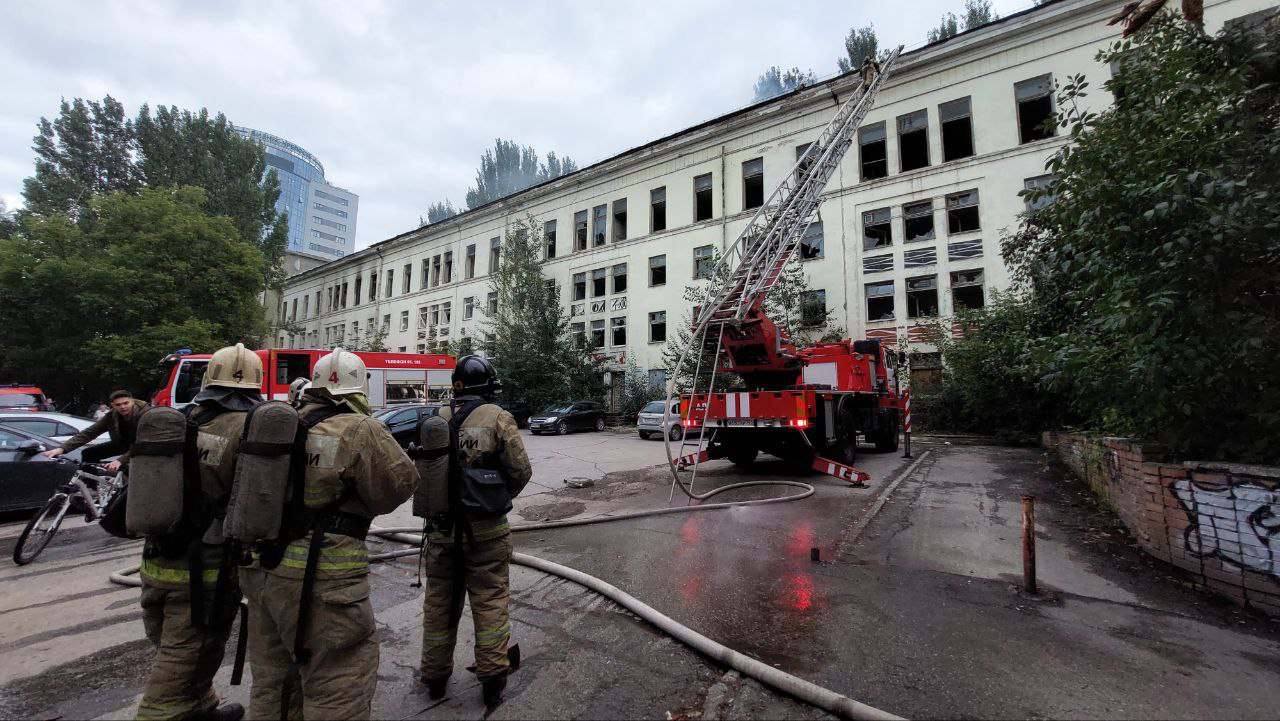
237, 127, 359, 262
273, 0, 1270, 396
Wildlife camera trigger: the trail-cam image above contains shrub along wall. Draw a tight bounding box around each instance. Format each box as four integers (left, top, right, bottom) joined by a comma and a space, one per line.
1043, 432, 1280, 617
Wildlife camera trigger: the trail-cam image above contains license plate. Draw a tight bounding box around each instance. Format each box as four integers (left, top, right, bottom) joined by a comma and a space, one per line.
726, 419, 754, 427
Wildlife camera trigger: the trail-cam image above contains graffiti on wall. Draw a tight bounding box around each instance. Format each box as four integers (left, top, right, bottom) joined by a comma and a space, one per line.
1171, 478, 1280, 580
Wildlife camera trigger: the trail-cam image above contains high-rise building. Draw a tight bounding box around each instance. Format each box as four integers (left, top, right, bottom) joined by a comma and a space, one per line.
236, 127, 359, 264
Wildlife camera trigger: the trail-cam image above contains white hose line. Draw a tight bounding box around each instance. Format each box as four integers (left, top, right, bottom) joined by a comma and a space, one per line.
110, 564, 142, 587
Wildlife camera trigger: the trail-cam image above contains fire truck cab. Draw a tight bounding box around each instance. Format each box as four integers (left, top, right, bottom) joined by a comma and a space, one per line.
152, 348, 455, 410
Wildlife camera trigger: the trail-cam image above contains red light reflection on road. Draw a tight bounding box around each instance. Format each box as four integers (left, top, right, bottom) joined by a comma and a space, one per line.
677, 516, 705, 604
785, 571, 814, 612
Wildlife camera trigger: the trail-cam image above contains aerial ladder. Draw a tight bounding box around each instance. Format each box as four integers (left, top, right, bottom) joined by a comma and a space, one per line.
665, 47, 905, 493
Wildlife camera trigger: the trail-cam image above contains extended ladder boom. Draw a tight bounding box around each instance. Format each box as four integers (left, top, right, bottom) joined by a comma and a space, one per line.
695, 47, 903, 333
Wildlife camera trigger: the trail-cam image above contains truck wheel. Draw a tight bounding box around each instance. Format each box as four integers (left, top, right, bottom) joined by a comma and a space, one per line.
874, 415, 900, 452
830, 406, 858, 465
728, 448, 758, 467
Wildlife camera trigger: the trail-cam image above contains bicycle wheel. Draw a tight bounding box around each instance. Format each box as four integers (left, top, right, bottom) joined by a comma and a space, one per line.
13, 493, 71, 565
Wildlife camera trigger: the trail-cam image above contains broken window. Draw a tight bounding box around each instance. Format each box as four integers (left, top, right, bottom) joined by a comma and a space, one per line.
574, 210, 588, 251
866, 281, 895, 322
649, 311, 666, 343
651, 187, 666, 233
897, 109, 929, 172
946, 190, 980, 234
863, 207, 892, 250
385, 269, 394, 298
487, 291, 497, 315
694, 173, 713, 222
367, 274, 376, 302
592, 268, 606, 297
590, 319, 606, 349
742, 157, 764, 210
939, 97, 974, 161
428, 305, 439, 327
573, 272, 586, 301
644, 255, 665, 288
465, 245, 475, 279
903, 200, 935, 242
800, 289, 826, 327
906, 276, 939, 318
463, 296, 474, 320
402, 264, 411, 294
489, 237, 500, 273
800, 221, 824, 260
951, 269, 985, 310
571, 322, 586, 349
421, 259, 430, 289
443, 251, 453, 283
399, 310, 409, 331
1023, 174, 1057, 212
612, 199, 627, 242
341, 282, 349, 308
1015, 74, 1055, 144
693, 245, 715, 279
544, 220, 557, 259
353, 277, 362, 304
431, 255, 441, 287
859, 123, 887, 180
441, 301, 451, 325
612, 263, 628, 294
611, 317, 626, 346
795, 142, 814, 183
592, 204, 607, 246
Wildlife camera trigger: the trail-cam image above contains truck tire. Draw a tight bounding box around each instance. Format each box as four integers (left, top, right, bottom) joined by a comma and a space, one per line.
728, 448, 758, 467
829, 405, 858, 465
874, 414, 900, 452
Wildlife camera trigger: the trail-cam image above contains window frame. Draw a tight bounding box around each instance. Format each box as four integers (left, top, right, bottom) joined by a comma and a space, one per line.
693, 173, 713, 222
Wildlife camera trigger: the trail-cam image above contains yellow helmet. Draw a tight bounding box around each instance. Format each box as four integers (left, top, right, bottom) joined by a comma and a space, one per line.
311, 347, 368, 396
203, 343, 263, 390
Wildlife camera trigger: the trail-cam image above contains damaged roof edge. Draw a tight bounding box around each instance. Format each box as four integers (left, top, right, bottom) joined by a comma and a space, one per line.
290, 0, 1077, 284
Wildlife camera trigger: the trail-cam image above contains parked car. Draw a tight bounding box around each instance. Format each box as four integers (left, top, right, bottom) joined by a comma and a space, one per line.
0, 412, 103, 445
0, 423, 84, 512
496, 399, 530, 429
636, 400, 694, 442
0, 385, 55, 412
528, 401, 606, 435
372, 403, 443, 449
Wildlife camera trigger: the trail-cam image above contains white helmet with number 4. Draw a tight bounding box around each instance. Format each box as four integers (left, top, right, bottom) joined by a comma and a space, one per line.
311, 347, 368, 396
203, 343, 263, 390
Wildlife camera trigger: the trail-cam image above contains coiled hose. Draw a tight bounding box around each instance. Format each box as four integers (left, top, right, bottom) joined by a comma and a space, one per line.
108, 477, 903, 720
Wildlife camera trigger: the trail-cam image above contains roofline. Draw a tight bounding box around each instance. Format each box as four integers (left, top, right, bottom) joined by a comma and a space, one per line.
288, 0, 1090, 286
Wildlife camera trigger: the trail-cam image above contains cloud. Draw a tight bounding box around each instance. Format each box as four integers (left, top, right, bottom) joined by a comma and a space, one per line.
0, 0, 1034, 245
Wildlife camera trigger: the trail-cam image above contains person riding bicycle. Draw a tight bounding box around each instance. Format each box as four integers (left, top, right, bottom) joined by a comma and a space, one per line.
41, 389, 148, 473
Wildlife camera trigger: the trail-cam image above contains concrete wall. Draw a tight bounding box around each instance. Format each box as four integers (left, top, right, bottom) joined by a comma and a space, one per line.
1043, 432, 1280, 616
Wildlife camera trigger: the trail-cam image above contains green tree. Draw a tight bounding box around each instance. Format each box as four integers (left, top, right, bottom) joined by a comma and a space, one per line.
422, 199, 459, 225
615, 356, 664, 421
928, 0, 998, 43
349, 323, 390, 352
462, 139, 577, 210
762, 254, 845, 346
836, 24, 879, 73
0, 200, 18, 239
20, 95, 138, 222
482, 216, 601, 412
752, 66, 815, 103
0, 187, 266, 406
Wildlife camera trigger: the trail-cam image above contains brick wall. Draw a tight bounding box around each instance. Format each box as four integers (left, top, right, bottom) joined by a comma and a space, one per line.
1043, 432, 1280, 617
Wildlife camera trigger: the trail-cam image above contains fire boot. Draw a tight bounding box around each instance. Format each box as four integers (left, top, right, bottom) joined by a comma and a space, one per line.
194, 703, 246, 721
480, 675, 506, 708
421, 674, 450, 700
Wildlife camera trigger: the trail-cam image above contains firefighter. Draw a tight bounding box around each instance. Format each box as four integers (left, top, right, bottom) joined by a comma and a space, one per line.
420, 355, 532, 707
41, 389, 149, 472
135, 343, 263, 721
239, 348, 416, 720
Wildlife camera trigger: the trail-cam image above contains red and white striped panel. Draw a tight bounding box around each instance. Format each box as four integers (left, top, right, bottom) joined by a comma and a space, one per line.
866, 328, 897, 344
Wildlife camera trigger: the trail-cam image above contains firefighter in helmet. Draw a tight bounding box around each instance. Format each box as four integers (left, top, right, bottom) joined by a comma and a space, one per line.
135, 343, 263, 721
420, 355, 532, 707
238, 348, 416, 720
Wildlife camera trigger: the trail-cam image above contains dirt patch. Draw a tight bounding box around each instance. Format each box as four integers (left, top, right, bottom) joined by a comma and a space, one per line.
519, 500, 588, 522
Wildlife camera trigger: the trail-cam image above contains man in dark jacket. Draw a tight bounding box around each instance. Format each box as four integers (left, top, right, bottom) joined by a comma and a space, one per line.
41, 389, 149, 472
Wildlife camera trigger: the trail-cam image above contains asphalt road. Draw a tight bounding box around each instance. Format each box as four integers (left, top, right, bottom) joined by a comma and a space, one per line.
0, 431, 1276, 720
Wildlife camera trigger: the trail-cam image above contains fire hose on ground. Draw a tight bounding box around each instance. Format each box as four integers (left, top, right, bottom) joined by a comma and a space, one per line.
108, 476, 903, 721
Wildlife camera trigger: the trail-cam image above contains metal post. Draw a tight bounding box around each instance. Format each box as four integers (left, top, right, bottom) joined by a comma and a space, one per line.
901, 386, 912, 458
1021, 495, 1037, 595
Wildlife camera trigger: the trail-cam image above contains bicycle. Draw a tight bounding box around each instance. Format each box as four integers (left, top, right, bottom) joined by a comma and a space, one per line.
12, 463, 125, 565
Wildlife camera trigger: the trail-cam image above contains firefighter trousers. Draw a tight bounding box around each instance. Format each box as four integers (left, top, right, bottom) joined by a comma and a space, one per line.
239, 568, 378, 721
136, 583, 241, 721
420, 533, 513, 681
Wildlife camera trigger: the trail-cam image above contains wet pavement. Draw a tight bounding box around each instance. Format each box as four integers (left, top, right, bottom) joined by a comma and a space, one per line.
0, 434, 1277, 720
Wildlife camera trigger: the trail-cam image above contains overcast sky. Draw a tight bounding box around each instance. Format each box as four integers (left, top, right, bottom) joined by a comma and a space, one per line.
2, 0, 1032, 250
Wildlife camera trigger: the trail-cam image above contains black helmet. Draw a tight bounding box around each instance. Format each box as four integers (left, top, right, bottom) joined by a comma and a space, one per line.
452, 355, 501, 396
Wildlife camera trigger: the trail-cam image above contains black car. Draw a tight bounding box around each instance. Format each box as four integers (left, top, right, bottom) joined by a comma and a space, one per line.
528, 401, 606, 435
0, 423, 83, 512
496, 399, 530, 429
373, 404, 444, 448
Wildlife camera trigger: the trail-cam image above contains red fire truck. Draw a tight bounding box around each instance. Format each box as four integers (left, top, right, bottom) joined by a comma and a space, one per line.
670, 47, 906, 485
151, 348, 455, 410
